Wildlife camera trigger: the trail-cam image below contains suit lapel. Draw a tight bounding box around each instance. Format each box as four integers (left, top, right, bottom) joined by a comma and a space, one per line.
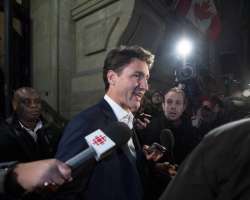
99, 99, 144, 166
132, 129, 142, 151
99, 99, 117, 122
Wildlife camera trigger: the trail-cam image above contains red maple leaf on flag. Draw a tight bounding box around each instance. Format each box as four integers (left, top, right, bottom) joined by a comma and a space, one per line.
176, 0, 221, 40
194, 1, 213, 20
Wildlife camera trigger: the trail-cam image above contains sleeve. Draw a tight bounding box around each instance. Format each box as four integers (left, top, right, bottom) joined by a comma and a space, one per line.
0, 161, 21, 195
0, 169, 7, 194
55, 114, 90, 162
53, 114, 96, 200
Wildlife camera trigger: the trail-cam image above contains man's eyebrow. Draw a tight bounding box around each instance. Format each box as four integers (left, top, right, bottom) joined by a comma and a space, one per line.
135, 71, 150, 78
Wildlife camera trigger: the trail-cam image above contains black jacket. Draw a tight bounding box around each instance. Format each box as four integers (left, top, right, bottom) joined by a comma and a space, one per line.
139, 113, 200, 165
0, 115, 60, 163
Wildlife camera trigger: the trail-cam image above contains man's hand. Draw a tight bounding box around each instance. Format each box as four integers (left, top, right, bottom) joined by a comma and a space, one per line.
134, 113, 151, 130
155, 162, 178, 177
143, 144, 164, 162
13, 159, 72, 192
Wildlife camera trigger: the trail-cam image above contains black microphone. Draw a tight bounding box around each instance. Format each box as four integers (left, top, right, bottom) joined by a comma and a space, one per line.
65, 122, 132, 169
160, 129, 175, 164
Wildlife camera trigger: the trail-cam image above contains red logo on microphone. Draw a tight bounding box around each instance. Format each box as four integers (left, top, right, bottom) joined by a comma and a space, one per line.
92, 135, 106, 145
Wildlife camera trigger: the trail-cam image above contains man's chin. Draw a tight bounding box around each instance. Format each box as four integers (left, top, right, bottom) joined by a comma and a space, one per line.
168, 116, 178, 121
130, 103, 140, 112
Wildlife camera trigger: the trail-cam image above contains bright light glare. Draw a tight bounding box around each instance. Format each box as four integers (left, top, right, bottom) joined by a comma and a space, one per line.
243, 89, 250, 97
176, 38, 192, 58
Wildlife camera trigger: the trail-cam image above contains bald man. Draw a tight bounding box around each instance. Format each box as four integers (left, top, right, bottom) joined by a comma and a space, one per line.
0, 87, 60, 163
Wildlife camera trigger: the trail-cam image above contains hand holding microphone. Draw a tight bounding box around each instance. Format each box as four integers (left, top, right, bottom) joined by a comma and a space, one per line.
3, 159, 72, 195
65, 122, 132, 169
42, 122, 132, 192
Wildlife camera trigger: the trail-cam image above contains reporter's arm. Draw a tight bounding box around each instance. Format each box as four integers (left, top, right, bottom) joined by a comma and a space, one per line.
1, 159, 72, 196
12, 159, 72, 192
0, 161, 18, 194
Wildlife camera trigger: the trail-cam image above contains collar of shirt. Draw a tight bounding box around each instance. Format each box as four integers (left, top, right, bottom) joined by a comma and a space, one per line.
104, 95, 134, 129
104, 95, 136, 157
19, 120, 43, 141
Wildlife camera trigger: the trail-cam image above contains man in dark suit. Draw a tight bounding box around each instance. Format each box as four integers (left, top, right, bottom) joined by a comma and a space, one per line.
55, 46, 156, 200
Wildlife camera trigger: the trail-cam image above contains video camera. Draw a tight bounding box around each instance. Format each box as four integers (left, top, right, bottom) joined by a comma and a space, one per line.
174, 63, 196, 82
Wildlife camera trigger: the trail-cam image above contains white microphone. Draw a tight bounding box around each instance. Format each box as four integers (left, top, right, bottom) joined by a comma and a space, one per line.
65, 122, 131, 169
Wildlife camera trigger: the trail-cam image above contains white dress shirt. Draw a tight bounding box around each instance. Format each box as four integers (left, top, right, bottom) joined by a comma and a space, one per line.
19, 120, 43, 141
104, 95, 136, 157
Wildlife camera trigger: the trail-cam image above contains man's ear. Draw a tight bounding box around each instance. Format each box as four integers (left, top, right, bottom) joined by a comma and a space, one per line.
12, 101, 17, 111
107, 70, 118, 86
162, 102, 165, 111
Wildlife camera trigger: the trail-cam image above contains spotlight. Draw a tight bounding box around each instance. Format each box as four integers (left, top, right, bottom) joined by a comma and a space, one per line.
176, 38, 193, 59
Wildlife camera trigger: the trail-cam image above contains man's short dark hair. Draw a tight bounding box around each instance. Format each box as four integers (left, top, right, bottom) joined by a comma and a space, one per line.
103, 45, 155, 91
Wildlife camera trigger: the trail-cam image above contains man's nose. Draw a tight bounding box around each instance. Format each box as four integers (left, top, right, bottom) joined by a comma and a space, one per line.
139, 78, 148, 91
170, 105, 176, 110
30, 100, 40, 108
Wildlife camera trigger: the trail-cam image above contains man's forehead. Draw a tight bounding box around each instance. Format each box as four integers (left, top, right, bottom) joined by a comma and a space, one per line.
165, 91, 183, 99
17, 89, 40, 99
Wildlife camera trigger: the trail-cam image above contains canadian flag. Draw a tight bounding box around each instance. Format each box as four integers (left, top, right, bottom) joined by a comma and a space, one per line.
176, 0, 221, 40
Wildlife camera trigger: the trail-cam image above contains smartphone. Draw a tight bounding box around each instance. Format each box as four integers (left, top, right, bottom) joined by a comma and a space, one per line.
137, 113, 152, 121
146, 142, 167, 154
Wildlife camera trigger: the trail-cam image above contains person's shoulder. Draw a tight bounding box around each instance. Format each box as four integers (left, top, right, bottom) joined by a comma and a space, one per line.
206, 118, 250, 138
0, 121, 18, 148
199, 118, 250, 154
0, 120, 15, 136
62, 99, 112, 136
56, 100, 112, 160
69, 100, 108, 124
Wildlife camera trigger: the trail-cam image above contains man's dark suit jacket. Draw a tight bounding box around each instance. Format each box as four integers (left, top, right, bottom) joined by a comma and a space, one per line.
55, 99, 144, 200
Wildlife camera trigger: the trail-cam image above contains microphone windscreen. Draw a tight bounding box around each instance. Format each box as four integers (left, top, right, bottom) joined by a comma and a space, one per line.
160, 129, 175, 151
101, 122, 132, 147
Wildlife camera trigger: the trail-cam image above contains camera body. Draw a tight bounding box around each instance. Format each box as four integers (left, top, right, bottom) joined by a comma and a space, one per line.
174, 63, 196, 82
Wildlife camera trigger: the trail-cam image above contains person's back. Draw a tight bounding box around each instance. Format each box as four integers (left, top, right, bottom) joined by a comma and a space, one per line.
160, 118, 250, 200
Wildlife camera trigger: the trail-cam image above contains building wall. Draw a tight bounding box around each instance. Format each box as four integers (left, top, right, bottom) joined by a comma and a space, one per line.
31, 0, 208, 119
31, 0, 135, 118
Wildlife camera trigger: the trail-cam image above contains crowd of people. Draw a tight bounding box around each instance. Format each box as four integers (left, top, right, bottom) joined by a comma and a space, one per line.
0, 45, 250, 200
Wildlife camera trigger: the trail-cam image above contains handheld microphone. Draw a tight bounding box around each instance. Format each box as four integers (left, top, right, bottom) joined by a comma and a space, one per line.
65, 122, 132, 169
160, 129, 175, 164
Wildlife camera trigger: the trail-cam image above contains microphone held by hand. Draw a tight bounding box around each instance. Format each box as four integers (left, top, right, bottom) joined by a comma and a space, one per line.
65, 122, 132, 169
